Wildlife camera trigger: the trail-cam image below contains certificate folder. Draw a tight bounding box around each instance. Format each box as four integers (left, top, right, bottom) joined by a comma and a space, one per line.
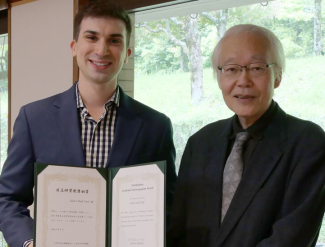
34, 161, 166, 247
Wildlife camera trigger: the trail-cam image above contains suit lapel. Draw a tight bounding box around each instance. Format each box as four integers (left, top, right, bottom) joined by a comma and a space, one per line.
107, 88, 143, 168
52, 84, 85, 167
215, 106, 287, 246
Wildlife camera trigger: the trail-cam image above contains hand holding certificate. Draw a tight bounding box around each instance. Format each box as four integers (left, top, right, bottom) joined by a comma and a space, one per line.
34, 162, 166, 247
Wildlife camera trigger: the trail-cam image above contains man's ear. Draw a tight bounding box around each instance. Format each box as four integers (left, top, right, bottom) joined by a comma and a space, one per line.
274, 70, 282, 89
124, 48, 132, 64
216, 71, 222, 89
70, 40, 77, 57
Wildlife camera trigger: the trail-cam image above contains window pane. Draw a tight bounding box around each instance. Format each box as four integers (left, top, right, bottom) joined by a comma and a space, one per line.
0, 33, 8, 247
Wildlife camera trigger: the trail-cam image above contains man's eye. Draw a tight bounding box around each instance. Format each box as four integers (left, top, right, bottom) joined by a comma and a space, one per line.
110, 39, 121, 44
87, 36, 97, 41
225, 67, 238, 73
250, 66, 266, 73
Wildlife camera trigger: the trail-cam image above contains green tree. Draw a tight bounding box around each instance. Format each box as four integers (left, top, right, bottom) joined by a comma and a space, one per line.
138, 16, 204, 105
201, 9, 228, 41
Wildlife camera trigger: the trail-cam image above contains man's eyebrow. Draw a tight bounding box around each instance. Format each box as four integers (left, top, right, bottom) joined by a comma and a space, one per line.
82, 31, 124, 39
110, 34, 124, 39
223, 55, 267, 65
83, 30, 99, 35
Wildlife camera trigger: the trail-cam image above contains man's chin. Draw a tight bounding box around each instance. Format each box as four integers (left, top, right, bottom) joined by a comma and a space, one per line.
229, 105, 255, 117
90, 77, 117, 85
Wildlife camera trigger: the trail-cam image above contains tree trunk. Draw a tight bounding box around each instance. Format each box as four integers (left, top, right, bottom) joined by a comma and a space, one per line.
180, 46, 189, 72
185, 15, 203, 105
201, 10, 228, 41
314, 0, 322, 56
217, 9, 228, 41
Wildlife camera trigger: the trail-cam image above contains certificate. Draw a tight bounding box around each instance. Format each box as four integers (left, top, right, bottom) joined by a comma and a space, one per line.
111, 165, 164, 247
34, 161, 166, 247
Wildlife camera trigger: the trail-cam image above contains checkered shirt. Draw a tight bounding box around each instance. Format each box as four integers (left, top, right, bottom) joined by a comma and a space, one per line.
76, 82, 119, 167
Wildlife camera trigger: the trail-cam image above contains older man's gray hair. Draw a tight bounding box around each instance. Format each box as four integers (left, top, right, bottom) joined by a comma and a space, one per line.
211, 24, 285, 82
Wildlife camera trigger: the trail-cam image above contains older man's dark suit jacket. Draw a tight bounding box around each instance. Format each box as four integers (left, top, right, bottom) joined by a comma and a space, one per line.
0, 84, 177, 247
168, 103, 325, 247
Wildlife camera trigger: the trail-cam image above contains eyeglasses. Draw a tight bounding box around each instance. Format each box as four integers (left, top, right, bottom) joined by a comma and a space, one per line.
217, 63, 276, 78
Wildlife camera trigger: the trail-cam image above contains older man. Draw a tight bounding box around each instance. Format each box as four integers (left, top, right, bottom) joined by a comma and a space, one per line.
167, 24, 325, 247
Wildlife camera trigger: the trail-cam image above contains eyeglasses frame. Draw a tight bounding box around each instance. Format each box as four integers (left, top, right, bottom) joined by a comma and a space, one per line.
217, 63, 276, 77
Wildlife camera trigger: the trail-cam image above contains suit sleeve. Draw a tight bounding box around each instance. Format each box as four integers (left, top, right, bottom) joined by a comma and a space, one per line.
0, 106, 35, 247
157, 117, 177, 226
257, 126, 325, 247
167, 137, 192, 247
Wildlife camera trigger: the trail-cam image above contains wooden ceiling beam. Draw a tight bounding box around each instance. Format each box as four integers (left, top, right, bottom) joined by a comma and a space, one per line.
7, 0, 197, 12
8, 0, 23, 3
0, 0, 8, 10
79, 0, 196, 12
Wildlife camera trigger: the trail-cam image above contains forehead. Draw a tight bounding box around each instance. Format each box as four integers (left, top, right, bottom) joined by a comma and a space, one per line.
79, 17, 127, 36
219, 32, 273, 64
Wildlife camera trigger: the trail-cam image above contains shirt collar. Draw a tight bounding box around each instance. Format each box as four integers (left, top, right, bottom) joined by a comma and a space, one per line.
75, 82, 120, 109
229, 100, 276, 140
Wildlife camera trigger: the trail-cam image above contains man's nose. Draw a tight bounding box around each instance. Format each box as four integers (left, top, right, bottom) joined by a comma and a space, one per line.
95, 41, 110, 57
236, 69, 253, 88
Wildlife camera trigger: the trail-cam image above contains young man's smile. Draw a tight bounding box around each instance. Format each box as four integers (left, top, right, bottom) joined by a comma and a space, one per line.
89, 59, 112, 69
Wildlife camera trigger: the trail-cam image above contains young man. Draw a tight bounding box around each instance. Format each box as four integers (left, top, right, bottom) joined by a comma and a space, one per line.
0, 2, 176, 247
168, 24, 325, 247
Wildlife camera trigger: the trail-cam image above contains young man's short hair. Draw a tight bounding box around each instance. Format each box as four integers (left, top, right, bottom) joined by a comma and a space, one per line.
73, 0, 132, 47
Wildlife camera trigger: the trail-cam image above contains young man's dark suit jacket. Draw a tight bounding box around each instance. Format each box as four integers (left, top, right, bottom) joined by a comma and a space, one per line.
0, 83, 177, 247
168, 102, 325, 247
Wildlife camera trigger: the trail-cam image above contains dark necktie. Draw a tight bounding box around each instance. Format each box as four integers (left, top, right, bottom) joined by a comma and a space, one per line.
221, 132, 250, 222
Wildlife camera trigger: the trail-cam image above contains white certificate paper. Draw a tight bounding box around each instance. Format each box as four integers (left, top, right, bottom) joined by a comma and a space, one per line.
111, 164, 165, 247
35, 166, 106, 247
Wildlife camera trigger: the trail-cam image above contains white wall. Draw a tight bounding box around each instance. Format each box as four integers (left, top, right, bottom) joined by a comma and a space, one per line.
11, 0, 74, 132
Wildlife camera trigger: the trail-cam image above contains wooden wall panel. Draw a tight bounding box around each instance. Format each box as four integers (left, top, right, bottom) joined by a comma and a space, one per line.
118, 13, 135, 98
73, 0, 79, 83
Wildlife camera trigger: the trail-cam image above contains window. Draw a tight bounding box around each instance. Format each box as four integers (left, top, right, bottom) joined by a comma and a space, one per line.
134, 0, 325, 244
0, 33, 8, 174
0, 32, 8, 247
0, 6, 8, 246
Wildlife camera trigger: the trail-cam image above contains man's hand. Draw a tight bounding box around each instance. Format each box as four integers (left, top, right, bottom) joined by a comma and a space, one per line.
27, 242, 33, 247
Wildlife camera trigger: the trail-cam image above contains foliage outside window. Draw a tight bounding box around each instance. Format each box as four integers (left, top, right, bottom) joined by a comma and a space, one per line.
0, 34, 8, 172
135, 0, 324, 244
